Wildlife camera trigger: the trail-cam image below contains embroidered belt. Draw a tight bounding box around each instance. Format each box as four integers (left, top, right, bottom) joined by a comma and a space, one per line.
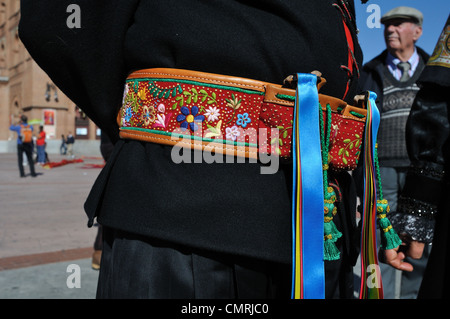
118, 68, 367, 171
117, 68, 399, 299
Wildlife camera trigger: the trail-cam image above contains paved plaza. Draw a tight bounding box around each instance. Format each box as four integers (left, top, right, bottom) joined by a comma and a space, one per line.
0, 152, 103, 299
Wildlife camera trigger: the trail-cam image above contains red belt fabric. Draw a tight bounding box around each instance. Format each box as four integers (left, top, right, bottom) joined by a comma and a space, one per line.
118, 68, 366, 171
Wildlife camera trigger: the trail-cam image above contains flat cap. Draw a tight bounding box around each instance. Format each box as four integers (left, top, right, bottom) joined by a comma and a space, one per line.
381, 6, 423, 26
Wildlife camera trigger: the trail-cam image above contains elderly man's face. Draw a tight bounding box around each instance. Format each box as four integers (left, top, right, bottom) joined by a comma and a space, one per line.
384, 18, 422, 54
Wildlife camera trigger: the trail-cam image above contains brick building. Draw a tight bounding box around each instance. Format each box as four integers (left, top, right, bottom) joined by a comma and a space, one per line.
0, 0, 99, 154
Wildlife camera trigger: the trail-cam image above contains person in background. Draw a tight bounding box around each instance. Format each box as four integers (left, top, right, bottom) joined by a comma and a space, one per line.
36, 125, 46, 164
66, 132, 75, 158
390, 14, 450, 299
60, 134, 67, 155
9, 115, 37, 178
358, 6, 429, 298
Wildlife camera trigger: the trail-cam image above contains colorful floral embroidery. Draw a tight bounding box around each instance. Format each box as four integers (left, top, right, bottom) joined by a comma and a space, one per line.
148, 81, 182, 100
142, 105, 156, 126
269, 121, 293, 156
153, 113, 172, 128
177, 106, 205, 131
172, 88, 217, 110
121, 78, 264, 155
122, 84, 129, 105
157, 103, 166, 113
226, 125, 240, 141
225, 94, 242, 124
236, 112, 251, 128
123, 107, 133, 123
205, 120, 223, 138
123, 88, 139, 112
153, 103, 171, 127
337, 134, 361, 165
138, 89, 148, 101
204, 106, 220, 122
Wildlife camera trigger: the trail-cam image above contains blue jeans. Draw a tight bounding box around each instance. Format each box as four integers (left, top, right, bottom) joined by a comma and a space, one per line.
36, 145, 46, 163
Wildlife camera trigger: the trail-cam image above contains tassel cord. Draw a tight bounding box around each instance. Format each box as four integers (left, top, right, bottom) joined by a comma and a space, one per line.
319, 104, 332, 190
319, 103, 342, 260
373, 140, 402, 250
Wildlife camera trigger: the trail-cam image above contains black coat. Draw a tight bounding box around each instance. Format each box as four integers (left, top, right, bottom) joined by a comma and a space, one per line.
382, 15, 450, 298
358, 47, 430, 112
19, 0, 362, 265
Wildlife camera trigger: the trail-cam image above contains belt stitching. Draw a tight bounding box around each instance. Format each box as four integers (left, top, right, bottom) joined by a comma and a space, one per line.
129, 72, 270, 91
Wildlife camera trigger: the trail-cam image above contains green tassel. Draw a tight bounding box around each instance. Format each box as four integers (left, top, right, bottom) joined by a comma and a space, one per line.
377, 216, 391, 229
381, 228, 403, 250
324, 188, 342, 243
324, 218, 342, 243
329, 220, 342, 242
324, 201, 335, 215
373, 142, 402, 249
324, 222, 332, 237
376, 199, 402, 249
377, 199, 390, 214
324, 236, 340, 261
381, 231, 401, 251
378, 216, 402, 250
319, 104, 342, 262
323, 222, 340, 260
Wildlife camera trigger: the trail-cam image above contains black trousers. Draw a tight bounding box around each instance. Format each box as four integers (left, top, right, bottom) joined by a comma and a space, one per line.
96, 227, 291, 299
96, 226, 354, 299
17, 143, 36, 177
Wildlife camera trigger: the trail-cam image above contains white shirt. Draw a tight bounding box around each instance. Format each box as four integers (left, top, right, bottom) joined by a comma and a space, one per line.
386, 48, 420, 81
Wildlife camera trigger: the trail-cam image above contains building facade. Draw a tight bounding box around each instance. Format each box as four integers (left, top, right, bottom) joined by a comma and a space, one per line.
0, 0, 99, 154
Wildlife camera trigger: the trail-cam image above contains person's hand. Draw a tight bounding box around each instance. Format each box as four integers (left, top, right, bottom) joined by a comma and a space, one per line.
399, 233, 425, 259
379, 233, 425, 272
380, 246, 413, 272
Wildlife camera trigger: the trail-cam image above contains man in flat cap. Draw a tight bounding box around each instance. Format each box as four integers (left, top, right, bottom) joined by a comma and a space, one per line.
357, 6, 429, 299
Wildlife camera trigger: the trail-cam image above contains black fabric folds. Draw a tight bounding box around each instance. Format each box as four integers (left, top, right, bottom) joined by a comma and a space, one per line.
19, 0, 362, 265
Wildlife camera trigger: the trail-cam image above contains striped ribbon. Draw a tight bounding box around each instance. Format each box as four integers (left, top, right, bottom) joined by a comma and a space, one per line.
291, 73, 325, 299
359, 91, 383, 299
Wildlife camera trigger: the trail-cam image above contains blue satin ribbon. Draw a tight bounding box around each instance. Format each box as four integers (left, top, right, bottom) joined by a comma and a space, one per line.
368, 91, 380, 162
291, 73, 325, 299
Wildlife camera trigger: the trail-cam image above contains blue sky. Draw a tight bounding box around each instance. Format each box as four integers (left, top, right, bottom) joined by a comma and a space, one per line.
354, 1, 449, 63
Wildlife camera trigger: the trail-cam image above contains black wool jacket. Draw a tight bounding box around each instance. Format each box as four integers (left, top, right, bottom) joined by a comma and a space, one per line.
19, 0, 362, 264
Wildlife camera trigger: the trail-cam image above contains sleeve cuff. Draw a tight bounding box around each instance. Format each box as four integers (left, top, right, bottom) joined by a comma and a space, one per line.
389, 197, 436, 244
